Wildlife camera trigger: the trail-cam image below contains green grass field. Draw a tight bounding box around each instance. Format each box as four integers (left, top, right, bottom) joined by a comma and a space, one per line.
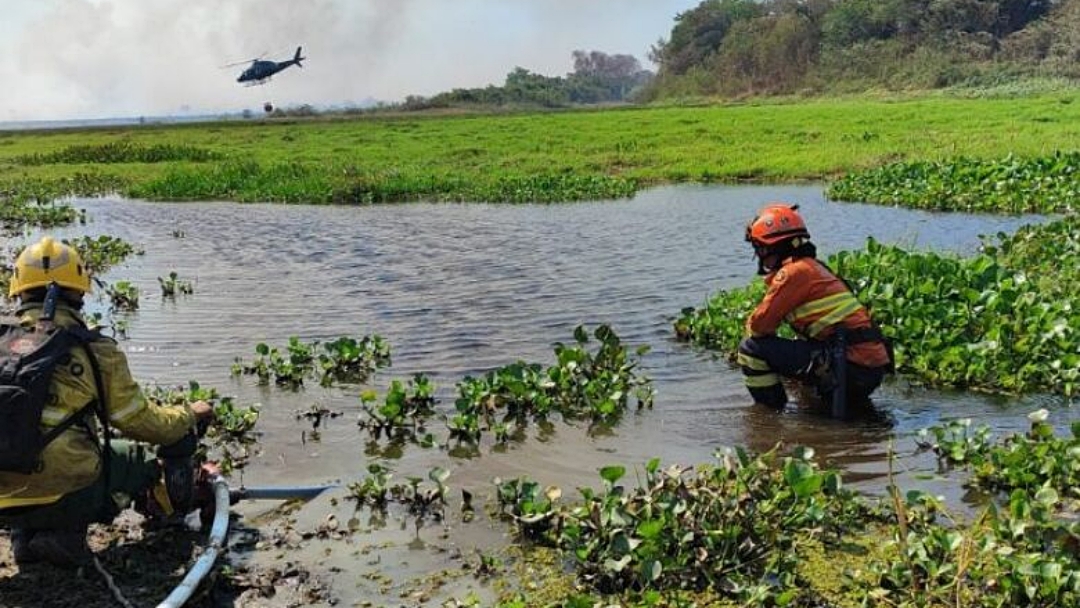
3, 93, 1080, 203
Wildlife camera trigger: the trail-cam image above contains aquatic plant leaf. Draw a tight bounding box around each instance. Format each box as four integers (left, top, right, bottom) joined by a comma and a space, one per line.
429, 467, 450, 484
642, 559, 662, 583
1034, 487, 1059, 507
600, 465, 626, 485
604, 554, 632, 573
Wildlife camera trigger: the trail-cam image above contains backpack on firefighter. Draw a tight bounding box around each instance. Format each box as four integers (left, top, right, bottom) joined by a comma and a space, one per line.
0, 284, 109, 475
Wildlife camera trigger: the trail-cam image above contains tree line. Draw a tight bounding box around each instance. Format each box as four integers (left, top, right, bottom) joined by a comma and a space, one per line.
395, 50, 654, 111
643, 0, 1080, 98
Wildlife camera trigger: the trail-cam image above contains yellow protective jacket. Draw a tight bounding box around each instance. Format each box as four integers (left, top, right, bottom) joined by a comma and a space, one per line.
0, 303, 195, 508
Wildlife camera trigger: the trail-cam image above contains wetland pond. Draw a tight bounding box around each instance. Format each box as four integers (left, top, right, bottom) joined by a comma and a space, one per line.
20, 184, 1078, 605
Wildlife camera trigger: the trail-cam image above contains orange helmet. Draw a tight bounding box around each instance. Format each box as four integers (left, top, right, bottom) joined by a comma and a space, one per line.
745, 203, 810, 246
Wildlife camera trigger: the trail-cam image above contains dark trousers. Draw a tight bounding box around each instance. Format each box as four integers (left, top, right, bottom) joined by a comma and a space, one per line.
738, 336, 885, 410
0, 441, 161, 531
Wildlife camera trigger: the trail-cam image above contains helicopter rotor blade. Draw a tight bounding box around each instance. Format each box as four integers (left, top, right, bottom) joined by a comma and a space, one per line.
220, 57, 260, 69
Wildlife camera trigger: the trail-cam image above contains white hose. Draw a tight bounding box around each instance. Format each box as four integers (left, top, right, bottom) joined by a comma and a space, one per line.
155, 474, 230, 608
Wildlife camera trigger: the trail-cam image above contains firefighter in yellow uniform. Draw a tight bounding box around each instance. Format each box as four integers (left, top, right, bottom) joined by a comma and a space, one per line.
739, 204, 892, 413
0, 237, 215, 568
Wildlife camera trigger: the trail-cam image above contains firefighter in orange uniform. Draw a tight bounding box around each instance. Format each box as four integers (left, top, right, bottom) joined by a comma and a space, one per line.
739, 203, 892, 413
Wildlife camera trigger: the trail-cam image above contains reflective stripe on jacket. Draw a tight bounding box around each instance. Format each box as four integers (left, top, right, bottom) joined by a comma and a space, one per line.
0, 303, 196, 508
746, 257, 890, 369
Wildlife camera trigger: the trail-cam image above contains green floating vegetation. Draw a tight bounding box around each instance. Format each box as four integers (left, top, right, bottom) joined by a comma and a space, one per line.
1, 173, 128, 204
856, 414, 1080, 608
490, 411, 1080, 607
1, 198, 82, 234
447, 324, 654, 445
131, 159, 636, 204
143, 381, 260, 474
65, 234, 142, 274
345, 462, 450, 524
104, 280, 139, 311
918, 410, 1080, 498
358, 374, 438, 445
231, 334, 392, 389
676, 220, 1080, 396
16, 141, 223, 165
0, 173, 127, 249
828, 152, 1080, 214
496, 446, 872, 605
158, 271, 194, 297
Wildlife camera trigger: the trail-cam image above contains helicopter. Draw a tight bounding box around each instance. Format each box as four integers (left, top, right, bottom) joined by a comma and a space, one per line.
227, 47, 305, 86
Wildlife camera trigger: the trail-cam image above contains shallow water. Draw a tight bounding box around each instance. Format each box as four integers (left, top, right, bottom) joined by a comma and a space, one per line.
18, 184, 1076, 604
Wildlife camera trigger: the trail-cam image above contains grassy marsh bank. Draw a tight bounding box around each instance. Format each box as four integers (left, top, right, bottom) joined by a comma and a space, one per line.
4, 93, 1080, 203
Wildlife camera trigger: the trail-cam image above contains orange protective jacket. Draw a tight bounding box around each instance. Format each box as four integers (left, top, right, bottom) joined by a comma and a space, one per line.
746, 256, 890, 369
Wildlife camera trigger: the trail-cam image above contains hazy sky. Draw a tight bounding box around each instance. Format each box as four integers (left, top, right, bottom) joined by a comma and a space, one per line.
0, 0, 699, 122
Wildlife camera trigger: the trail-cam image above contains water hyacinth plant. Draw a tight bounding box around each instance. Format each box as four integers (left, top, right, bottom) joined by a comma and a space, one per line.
132, 160, 637, 204
828, 152, 1080, 214
677, 223, 1080, 396
318, 335, 392, 386
1, 196, 83, 235
158, 271, 194, 297
918, 410, 1080, 498
16, 141, 222, 165
856, 480, 1080, 607
231, 334, 392, 389
66, 235, 142, 274
357, 374, 438, 442
496, 447, 873, 604
232, 337, 315, 388
448, 325, 653, 445
346, 463, 450, 524
485, 413, 1080, 608
104, 280, 140, 311
0, 174, 128, 216
143, 381, 260, 474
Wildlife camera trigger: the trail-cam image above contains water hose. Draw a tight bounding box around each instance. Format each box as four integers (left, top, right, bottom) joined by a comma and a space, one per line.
155, 474, 230, 608
155, 481, 336, 608
230, 485, 337, 502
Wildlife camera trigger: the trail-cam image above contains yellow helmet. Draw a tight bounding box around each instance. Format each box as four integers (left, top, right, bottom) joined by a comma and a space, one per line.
9, 236, 92, 297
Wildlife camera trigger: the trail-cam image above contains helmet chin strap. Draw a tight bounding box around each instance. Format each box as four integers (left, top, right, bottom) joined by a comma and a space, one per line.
754, 240, 792, 275
756, 253, 773, 276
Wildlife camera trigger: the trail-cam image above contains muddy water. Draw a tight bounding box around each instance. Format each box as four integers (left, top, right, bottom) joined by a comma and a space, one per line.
26, 185, 1076, 604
